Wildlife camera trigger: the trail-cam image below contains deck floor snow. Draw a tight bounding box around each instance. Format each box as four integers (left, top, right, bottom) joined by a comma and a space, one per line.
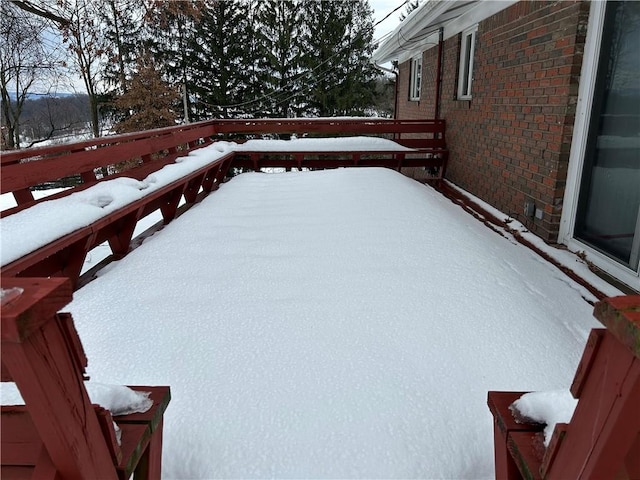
67, 168, 601, 478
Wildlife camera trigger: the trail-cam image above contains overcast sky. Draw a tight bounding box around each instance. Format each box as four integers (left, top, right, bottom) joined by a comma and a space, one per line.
371, 0, 407, 44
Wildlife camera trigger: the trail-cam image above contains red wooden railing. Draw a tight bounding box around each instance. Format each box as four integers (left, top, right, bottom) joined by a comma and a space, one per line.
0, 117, 447, 478
488, 295, 640, 479
1, 118, 447, 290
1, 277, 171, 478
2, 118, 638, 479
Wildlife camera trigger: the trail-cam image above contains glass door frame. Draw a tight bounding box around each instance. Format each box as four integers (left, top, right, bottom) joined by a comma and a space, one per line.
559, 0, 640, 290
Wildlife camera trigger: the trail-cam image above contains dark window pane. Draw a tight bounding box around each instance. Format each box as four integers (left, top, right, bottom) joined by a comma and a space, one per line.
576, 1, 640, 269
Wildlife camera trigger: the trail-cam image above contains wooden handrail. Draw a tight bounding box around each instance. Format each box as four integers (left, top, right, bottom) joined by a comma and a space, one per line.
0, 120, 219, 165
1, 118, 446, 289
1, 118, 443, 165
2, 118, 445, 212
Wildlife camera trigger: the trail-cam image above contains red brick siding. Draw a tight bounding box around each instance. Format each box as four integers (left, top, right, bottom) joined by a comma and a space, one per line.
397, 0, 589, 242
397, 48, 438, 119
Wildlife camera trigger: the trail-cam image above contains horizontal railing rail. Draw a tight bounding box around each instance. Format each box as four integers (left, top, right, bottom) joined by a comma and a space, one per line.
1, 118, 447, 289
2, 118, 444, 197
0, 120, 218, 166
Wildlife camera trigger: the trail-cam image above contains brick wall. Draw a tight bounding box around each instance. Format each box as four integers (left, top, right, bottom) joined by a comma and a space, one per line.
398, 0, 589, 242
397, 48, 438, 120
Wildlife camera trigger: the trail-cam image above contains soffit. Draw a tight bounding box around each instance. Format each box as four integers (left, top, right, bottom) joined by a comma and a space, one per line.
372, 0, 517, 66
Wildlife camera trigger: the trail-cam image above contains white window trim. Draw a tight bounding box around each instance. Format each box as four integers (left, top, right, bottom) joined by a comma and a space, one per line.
457, 25, 477, 100
409, 55, 422, 101
559, 0, 640, 289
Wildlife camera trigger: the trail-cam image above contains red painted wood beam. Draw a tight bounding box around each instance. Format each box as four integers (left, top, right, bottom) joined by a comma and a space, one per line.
2, 154, 231, 286
1, 278, 117, 479
545, 331, 640, 479
2, 119, 448, 290
1, 406, 42, 467
13, 188, 34, 206
487, 391, 544, 480
114, 386, 171, 479
184, 173, 206, 204
1, 121, 217, 165
106, 210, 143, 258
211, 118, 446, 135
160, 186, 184, 224
1, 151, 187, 219
2, 227, 93, 278
202, 165, 221, 193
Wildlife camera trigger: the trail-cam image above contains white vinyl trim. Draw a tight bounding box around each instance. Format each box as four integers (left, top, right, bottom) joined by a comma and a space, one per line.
564, 238, 640, 290
559, 0, 606, 244
457, 25, 477, 100
409, 56, 422, 101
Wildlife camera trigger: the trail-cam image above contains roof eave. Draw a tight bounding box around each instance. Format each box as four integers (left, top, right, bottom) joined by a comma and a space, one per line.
371, 0, 450, 65
372, 0, 519, 65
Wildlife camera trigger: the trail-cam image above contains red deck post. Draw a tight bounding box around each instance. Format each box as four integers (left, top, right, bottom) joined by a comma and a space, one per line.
133, 419, 165, 478
488, 295, 640, 480
487, 391, 544, 480
545, 295, 640, 479
1, 278, 117, 479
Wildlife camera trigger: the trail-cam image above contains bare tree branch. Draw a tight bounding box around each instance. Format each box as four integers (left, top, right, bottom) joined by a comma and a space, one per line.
9, 0, 71, 26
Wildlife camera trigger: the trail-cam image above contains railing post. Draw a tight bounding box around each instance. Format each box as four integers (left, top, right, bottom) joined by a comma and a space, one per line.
545, 296, 640, 479
13, 188, 34, 205
488, 296, 640, 480
1, 278, 117, 479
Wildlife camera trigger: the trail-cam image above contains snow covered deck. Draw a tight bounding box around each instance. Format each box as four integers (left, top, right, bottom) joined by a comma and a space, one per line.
2, 120, 632, 477
49, 168, 616, 478
1, 127, 447, 288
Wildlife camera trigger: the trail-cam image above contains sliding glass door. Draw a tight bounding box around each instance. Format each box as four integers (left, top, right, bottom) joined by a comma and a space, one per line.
575, 1, 640, 271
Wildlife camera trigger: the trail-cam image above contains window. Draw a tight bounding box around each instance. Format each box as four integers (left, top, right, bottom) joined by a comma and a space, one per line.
457, 26, 477, 99
409, 55, 422, 101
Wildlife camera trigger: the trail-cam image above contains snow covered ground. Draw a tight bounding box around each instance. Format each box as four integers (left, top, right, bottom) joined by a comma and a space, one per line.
48, 167, 613, 478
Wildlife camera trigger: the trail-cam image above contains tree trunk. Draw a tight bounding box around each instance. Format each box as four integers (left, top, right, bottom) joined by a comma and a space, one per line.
89, 93, 99, 137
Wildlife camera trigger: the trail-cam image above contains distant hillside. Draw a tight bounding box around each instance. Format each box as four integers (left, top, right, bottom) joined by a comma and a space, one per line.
5, 91, 79, 101
7, 94, 92, 147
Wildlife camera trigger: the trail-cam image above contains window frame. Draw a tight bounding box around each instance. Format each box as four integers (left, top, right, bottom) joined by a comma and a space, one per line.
408, 55, 422, 101
457, 25, 478, 100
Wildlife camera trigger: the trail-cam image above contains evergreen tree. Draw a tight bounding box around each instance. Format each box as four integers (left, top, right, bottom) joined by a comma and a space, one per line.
101, 0, 146, 95
145, 0, 201, 123
299, 0, 377, 117
190, 0, 252, 119
253, 0, 302, 117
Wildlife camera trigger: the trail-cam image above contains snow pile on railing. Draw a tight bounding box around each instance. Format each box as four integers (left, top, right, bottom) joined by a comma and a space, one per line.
510, 390, 578, 446
1, 137, 411, 267
2, 381, 152, 416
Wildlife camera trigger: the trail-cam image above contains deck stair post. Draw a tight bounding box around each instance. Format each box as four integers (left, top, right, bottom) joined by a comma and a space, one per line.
1, 278, 116, 479
1, 277, 171, 479
488, 295, 640, 480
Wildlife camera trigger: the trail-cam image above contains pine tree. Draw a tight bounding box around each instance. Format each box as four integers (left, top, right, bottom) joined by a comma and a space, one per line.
253, 0, 302, 118
100, 0, 146, 95
298, 0, 377, 117
144, 0, 201, 123
190, 0, 252, 119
